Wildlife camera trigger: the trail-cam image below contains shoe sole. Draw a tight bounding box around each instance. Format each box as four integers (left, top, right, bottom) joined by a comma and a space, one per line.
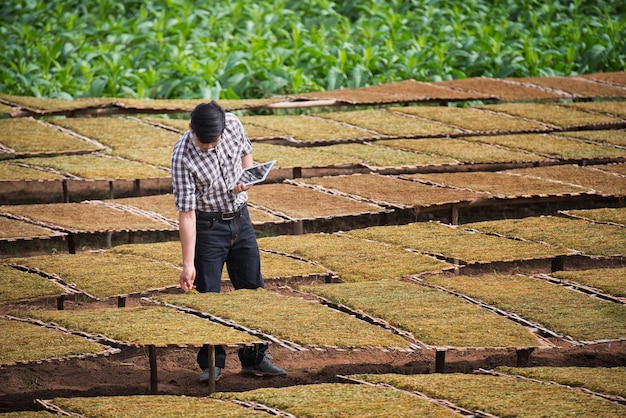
241, 369, 287, 376
199, 373, 222, 383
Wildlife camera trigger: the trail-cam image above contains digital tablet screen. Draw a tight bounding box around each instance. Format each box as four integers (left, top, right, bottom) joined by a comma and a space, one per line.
236, 160, 276, 186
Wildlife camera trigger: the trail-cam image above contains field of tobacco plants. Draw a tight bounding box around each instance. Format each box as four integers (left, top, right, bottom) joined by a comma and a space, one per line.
1, 0, 625, 99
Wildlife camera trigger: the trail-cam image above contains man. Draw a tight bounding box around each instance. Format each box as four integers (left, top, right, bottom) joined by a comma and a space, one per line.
171, 101, 286, 383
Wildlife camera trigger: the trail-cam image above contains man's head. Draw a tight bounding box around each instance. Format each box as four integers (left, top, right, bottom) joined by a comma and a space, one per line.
190, 101, 226, 144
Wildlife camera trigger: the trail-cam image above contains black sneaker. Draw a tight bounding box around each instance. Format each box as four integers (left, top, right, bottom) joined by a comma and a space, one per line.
241, 357, 287, 376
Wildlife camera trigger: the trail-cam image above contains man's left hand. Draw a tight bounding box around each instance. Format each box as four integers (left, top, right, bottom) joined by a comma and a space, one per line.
233, 183, 250, 194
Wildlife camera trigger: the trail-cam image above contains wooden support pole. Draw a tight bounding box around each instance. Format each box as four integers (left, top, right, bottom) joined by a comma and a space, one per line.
134, 179, 141, 196
435, 349, 446, 373
450, 204, 459, 225
67, 234, 76, 254
516, 347, 534, 367
551, 255, 565, 272
292, 220, 304, 235
208, 345, 216, 394
56, 294, 64, 310
149, 345, 158, 394
62, 180, 69, 203
109, 181, 114, 199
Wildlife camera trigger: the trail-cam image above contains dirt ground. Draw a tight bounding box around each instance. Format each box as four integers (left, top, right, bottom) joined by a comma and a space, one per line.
2, 284, 626, 414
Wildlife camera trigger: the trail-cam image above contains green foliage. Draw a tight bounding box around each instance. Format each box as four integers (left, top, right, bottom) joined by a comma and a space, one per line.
1, 0, 625, 99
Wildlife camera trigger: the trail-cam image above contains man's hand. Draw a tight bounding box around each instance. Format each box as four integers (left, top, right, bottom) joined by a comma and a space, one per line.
233, 183, 250, 194
179, 265, 196, 292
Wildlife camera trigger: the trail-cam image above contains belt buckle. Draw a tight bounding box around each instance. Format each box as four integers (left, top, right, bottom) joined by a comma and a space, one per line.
221, 212, 235, 221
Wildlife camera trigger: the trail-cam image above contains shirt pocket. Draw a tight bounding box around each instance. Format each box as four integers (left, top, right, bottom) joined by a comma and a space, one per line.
220, 148, 240, 188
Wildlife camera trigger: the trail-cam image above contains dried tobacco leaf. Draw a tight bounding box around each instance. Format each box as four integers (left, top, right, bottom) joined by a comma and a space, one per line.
481, 102, 620, 127
355, 373, 626, 418
258, 233, 450, 282
299, 173, 485, 207
0, 217, 60, 240
156, 288, 410, 348
302, 280, 539, 348
0, 118, 101, 154
51, 394, 269, 417
346, 222, 568, 263
495, 366, 626, 398
0, 162, 65, 180
213, 382, 460, 417
110, 241, 329, 279
52, 117, 179, 150
252, 142, 361, 168
425, 274, 626, 341
550, 267, 626, 297
0, 318, 105, 364
506, 165, 626, 196
108, 194, 178, 222
565, 101, 626, 118
376, 137, 547, 163
392, 105, 546, 133
13, 306, 258, 346
312, 142, 456, 167
319, 108, 458, 136
408, 170, 589, 196
463, 133, 626, 159
0, 95, 115, 112
466, 216, 626, 257
564, 207, 626, 226
0, 265, 64, 302
241, 115, 371, 141
12, 154, 169, 180
555, 129, 626, 147
0, 202, 173, 233
249, 183, 383, 219
4, 252, 180, 298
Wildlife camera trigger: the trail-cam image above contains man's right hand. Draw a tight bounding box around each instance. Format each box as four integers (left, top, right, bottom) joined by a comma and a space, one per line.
179, 266, 196, 292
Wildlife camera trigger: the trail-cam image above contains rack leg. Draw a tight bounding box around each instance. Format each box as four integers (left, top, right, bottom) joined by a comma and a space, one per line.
149, 345, 158, 394
208, 345, 216, 394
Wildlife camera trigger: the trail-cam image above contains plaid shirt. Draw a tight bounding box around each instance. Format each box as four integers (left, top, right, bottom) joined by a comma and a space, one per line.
171, 113, 252, 212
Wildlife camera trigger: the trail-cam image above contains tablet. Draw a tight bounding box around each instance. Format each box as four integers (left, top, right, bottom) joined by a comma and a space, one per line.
236, 160, 276, 186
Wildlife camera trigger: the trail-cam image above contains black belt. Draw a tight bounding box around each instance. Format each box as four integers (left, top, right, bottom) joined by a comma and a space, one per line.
196, 204, 245, 221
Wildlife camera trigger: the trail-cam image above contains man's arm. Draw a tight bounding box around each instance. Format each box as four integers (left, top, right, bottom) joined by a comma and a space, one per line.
178, 210, 196, 292
241, 153, 253, 169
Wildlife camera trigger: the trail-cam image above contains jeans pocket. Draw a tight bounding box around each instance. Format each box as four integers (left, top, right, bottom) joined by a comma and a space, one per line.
196, 219, 216, 234
241, 208, 254, 227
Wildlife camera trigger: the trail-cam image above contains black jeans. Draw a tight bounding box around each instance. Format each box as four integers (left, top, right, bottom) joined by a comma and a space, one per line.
194, 205, 266, 369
